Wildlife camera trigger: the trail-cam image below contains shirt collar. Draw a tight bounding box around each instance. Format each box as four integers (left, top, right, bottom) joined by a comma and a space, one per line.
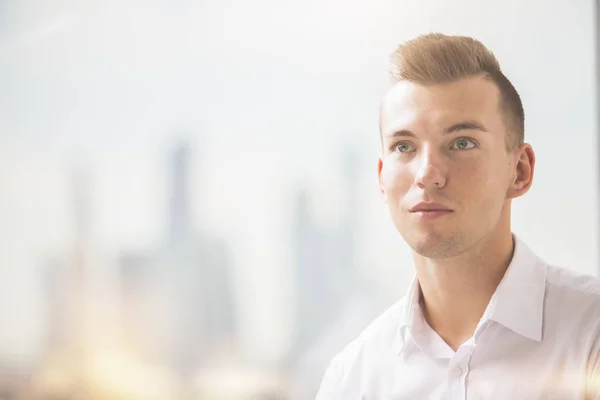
484, 236, 547, 342
393, 274, 419, 354
393, 235, 547, 354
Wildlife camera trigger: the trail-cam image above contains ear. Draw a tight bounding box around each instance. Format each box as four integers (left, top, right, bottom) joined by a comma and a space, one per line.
507, 143, 535, 199
378, 155, 388, 203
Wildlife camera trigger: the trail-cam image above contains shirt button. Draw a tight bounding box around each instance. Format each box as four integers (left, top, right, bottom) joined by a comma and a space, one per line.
452, 366, 463, 377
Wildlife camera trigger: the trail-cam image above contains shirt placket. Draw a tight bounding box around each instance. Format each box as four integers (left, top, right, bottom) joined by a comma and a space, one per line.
442, 340, 476, 400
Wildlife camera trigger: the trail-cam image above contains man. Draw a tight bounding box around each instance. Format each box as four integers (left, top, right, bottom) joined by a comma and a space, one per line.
315, 33, 600, 399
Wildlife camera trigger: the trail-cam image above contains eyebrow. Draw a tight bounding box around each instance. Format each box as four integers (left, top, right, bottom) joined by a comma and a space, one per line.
385, 121, 488, 139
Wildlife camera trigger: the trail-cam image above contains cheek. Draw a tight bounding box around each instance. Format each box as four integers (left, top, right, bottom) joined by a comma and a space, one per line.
454, 159, 509, 205
382, 162, 413, 200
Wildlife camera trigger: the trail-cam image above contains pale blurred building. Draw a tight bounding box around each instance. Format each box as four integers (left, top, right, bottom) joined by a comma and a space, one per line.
41, 168, 92, 367
36, 168, 118, 399
118, 139, 236, 377
289, 149, 364, 355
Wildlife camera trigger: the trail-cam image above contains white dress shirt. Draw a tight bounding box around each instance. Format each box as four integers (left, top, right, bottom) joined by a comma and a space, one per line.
316, 237, 600, 399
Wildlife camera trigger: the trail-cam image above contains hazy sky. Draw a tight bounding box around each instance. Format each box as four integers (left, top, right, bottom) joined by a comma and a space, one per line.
0, 0, 596, 363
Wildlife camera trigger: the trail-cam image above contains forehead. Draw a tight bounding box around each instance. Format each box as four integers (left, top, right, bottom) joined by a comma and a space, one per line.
380, 76, 503, 137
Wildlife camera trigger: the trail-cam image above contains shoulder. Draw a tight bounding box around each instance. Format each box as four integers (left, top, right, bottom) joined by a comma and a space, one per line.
326, 296, 406, 375
544, 264, 600, 306
316, 292, 411, 399
543, 263, 600, 338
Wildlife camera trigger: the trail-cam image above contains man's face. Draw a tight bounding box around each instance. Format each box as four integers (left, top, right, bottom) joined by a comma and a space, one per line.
378, 76, 521, 258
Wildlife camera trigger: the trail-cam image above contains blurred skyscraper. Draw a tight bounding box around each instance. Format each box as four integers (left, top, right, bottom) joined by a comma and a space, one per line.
36, 167, 97, 398
43, 169, 89, 354
168, 142, 192, 246
289, 149, 362, 356
285, 149, 390, 399
118, 138, 236, 377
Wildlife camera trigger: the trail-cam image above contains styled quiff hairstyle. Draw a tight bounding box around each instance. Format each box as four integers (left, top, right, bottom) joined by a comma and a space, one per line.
389, 33, 524, 150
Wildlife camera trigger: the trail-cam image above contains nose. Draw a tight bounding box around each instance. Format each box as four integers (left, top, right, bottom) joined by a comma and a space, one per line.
415, 147, 447, 189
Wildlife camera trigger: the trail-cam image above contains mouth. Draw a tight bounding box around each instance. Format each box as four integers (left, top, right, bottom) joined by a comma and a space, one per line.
409, 202, 454, 220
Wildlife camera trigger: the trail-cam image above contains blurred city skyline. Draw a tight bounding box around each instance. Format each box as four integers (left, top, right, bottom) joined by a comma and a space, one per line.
8, 135, 381, 398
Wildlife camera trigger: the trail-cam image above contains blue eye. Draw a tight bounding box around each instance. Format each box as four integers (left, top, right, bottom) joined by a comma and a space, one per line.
395, 142, 416, 153
451, 138, 476, 150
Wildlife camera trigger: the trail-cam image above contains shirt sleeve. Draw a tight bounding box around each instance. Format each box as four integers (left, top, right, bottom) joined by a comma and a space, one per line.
315, 358, 343, 400
586, 328, 600, 399
587, 361, 600, 399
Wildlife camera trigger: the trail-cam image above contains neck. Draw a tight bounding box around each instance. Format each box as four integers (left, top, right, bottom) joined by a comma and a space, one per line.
414, 224, 515, 351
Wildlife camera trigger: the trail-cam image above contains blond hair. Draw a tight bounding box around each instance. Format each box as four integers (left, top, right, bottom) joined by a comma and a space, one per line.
389, 33, 524, 149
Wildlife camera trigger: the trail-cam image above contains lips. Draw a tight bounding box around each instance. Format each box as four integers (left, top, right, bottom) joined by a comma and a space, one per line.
408, 202, 453, 220
409, 202, 453, 213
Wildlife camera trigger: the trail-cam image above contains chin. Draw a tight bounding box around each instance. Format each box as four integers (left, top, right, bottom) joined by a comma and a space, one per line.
406, 230, 466, 259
